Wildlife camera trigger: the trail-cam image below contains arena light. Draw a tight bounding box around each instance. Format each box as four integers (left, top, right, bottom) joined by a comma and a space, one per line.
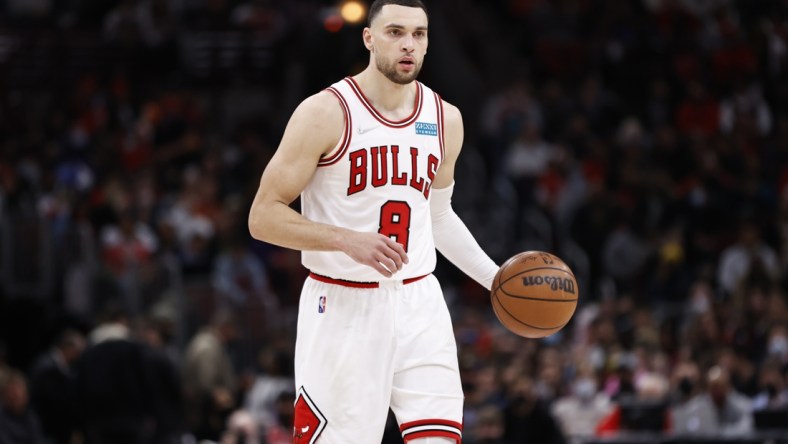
320, 6, 344, 33
323, 12, 344, 33
340, 0, 366, 25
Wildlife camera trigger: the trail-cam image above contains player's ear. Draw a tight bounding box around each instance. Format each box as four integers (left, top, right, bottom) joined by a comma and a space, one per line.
363, 28, 373, 52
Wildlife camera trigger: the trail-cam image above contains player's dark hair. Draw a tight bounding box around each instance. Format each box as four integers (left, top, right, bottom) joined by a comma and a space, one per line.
368, 0, 428, 27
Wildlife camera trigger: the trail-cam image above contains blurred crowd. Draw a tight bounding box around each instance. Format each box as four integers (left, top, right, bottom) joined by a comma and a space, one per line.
0, 0, 787, 443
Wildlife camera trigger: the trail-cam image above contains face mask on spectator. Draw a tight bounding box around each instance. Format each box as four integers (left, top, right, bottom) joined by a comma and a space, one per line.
678, 377, 694, 396
574, 378, 597, 402
768, 335, 788, 358
689, 290, 710, 315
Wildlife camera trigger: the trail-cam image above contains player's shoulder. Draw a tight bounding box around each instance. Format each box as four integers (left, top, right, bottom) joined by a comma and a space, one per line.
441, 100, 462, 122
437, 96, 463, 130
285, 89, 346, 142
294, 89, 344, 121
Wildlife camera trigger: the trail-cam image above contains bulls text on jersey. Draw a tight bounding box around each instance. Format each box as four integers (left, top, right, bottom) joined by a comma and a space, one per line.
347, 145, 439, 199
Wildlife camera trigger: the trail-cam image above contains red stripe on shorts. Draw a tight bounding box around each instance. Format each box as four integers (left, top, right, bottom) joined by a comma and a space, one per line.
308, 272, 429, 288
400, 418, 463, 443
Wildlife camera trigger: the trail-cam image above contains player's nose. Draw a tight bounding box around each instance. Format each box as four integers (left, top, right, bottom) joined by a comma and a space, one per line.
401, 35, 415, 52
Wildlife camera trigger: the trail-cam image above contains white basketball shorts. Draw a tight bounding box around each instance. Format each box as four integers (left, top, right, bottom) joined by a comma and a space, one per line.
292, 273, 464, 444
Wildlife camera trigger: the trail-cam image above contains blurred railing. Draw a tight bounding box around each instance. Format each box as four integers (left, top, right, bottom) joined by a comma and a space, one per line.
1, 211, 54, 299
0, 27, 284, 90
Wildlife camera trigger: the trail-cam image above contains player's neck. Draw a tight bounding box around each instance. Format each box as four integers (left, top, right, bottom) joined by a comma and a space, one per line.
353, 68, 416, 116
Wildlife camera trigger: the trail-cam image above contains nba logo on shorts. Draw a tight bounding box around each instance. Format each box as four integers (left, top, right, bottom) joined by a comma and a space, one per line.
318, 296, 326, 313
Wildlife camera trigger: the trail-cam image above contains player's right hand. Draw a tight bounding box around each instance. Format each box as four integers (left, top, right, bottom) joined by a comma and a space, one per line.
340, 232, 409, 277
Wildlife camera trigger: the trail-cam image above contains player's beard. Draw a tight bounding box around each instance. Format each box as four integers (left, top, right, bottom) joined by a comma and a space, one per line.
376, 55, 422, 85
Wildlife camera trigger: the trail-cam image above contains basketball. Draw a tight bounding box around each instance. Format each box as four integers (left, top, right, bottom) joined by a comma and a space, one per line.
491, 251, 579, 338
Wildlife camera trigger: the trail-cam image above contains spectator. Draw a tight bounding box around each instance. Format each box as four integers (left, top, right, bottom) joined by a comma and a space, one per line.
100, 208, 158, 276
261, 391, 295, 444
182, 308, 239, 441
212, 237, 272, 307
764, 324, 788, 366
219, 410, 258, 444
470, 404, 513, 444
504, 121, 554, 201
99, 207, 159, 315
716, 220, 780, 297
751, 364, 788, 410
670, 361, 703, 405
601, 216, 653, 293
0, 370, 50, 444
137, 317, 187, 443
503, 375, 566, 444
243, 345, 292, 432
480, 79, 543, 146
164, 171, 218, 275
676, 81, 720, 137
104, 0, 147, 47
719, 82, 773, 136
78, 313, 183, 444
595, 372, 671, 436
671, 365, 753, 436
29, 329, 86, 444
88, 304, 132, 345
552, 376, 614, 439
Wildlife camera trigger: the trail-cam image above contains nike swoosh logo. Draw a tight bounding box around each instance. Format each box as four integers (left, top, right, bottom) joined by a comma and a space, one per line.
357, 125, 378, 135
301, 426, 310, 433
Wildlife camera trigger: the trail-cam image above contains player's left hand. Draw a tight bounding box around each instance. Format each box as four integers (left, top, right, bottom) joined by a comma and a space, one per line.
337, 230, 409, 277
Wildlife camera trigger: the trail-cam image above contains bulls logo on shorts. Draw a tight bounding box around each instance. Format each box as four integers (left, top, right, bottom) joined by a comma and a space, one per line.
293, 386, 327, 444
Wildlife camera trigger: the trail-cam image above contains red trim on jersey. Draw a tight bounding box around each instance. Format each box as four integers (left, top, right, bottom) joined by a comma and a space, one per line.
400, 419, 463, 443
434, 92, 445, 162
344, 77, 423, 128
319, 87, 352, 167
308, 272, 429, 288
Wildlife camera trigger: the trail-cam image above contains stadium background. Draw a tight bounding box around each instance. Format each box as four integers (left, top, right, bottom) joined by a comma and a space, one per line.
0, 0, 787, 443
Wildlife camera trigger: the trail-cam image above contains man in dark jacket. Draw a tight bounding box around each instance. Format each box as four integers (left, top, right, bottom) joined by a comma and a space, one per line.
30, 329, 86, 444
77, 316, 184, 444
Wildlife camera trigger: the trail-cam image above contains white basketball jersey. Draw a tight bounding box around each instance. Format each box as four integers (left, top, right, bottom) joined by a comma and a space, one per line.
301, 77, 446, 282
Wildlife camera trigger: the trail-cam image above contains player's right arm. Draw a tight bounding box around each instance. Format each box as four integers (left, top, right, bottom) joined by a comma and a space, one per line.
248, 91, 407, 277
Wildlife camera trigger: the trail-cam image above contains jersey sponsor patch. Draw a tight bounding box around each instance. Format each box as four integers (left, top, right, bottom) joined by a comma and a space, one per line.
318, 296, 327, 313
415, 122, 438, 136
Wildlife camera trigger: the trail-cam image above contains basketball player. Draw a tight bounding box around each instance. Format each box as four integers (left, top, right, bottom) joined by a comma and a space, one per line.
248, 1, 499, 442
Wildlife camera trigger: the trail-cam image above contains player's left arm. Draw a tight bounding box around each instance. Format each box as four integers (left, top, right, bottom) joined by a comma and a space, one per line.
430, 100, 500, 290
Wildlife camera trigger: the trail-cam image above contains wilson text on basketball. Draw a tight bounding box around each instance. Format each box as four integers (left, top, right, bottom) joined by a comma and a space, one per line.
521, 275, 576, 294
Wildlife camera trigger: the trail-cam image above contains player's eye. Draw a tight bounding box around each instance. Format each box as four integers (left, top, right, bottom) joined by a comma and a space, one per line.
388, 29, 401, 36
414, 31, 426, 38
